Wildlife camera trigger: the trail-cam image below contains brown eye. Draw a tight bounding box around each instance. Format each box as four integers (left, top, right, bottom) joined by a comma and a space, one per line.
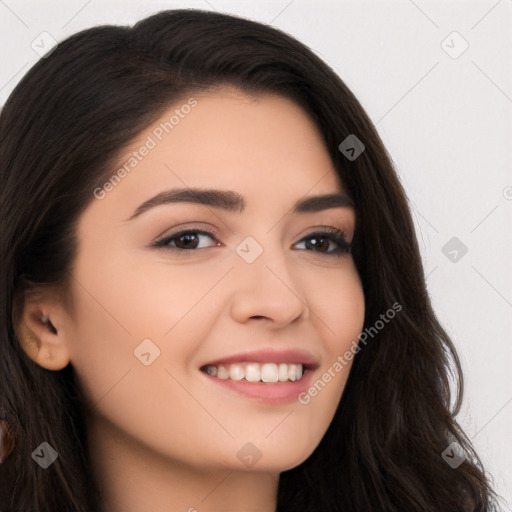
294, 228, 351, 256
154, 229, 218, 251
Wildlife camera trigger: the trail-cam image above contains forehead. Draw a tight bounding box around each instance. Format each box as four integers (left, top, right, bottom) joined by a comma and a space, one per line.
114, 87, 344, 194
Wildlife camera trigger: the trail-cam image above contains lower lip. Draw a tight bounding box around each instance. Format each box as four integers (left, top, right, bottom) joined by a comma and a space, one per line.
200, 368, 315, 404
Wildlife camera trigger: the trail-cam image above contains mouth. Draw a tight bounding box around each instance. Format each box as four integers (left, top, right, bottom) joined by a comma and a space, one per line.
200, 362, 311, 383
198, 349, 319, 403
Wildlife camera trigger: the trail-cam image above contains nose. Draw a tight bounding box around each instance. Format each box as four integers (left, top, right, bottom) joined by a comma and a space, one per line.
229, 244, 309, 328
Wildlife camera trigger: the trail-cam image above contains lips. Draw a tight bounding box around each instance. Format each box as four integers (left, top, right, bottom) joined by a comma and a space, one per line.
198, 348, 319, 404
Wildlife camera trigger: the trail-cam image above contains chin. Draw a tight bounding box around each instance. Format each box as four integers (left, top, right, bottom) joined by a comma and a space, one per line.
238, 440, 318, 473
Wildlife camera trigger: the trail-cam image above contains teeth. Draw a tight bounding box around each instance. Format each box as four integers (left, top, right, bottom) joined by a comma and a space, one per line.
245, 363, 261, 382
261, 363, 278, 383
217, 366, 229, 380
278, 363, 288, 382
203, 362, 304, 383
229, 364, 244, 381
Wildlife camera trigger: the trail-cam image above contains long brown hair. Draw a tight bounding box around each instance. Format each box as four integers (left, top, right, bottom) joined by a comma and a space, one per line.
0, 9, 499, 511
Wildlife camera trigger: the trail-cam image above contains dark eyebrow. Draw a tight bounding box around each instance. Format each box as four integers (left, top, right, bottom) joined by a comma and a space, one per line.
125, 187, 355, 221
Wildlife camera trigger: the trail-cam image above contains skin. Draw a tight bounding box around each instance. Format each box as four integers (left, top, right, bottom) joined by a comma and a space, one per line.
17, 86, 365, 512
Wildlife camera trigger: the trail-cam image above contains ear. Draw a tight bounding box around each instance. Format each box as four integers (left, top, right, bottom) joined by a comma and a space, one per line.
13, 288, 71, 371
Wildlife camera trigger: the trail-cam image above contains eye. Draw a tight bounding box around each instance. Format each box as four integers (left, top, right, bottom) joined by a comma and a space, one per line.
153, 226, 351, 257
294, 227, 351, 256
153, 229, 219, 252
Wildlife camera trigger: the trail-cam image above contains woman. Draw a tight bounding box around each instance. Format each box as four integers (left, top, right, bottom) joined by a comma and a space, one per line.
0, 8, 499, 512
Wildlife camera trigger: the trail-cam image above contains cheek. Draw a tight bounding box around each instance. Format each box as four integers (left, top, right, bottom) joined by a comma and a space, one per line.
68, 247, 223, 344
307, 259, 365, 352
65, 260, 227, 467
265, 260, 364, 463
65, 250, 228, 418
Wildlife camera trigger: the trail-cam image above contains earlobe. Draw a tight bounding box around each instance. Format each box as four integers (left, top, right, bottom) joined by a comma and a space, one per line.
14, 293, 71, 371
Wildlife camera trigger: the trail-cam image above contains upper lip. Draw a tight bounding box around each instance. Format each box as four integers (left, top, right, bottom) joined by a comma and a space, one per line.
200, 348, 320, 370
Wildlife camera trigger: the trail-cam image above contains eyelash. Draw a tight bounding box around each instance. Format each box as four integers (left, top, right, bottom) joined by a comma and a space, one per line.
153, 226, 351, 257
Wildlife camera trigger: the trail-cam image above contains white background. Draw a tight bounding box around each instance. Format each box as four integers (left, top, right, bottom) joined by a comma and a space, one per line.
1, 0, 510, 508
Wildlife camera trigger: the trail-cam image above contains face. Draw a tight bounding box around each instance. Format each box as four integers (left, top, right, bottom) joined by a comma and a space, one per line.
62, 87, 365, 473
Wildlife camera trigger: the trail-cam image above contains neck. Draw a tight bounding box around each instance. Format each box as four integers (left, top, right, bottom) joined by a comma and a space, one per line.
86, 414, 279, 512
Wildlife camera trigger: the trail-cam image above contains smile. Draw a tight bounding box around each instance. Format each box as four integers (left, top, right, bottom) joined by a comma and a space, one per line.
198, 348, 319, 403
200, 362, 304, 383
